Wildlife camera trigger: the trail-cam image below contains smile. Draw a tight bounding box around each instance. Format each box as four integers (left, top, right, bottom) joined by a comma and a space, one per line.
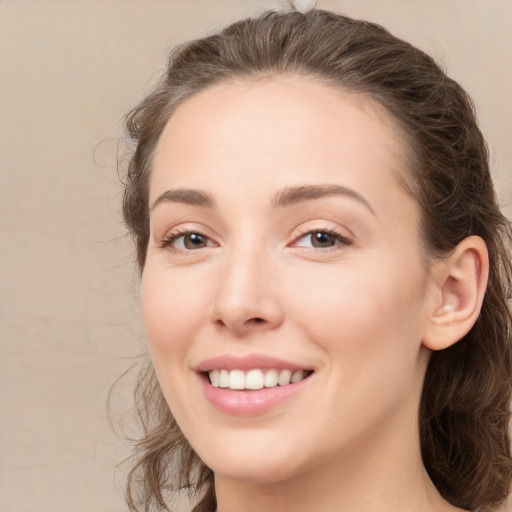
208, 368, 312, 390
197, 355, 315, 415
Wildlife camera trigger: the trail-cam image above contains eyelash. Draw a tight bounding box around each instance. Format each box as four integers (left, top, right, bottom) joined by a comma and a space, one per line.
292, 228, 353, 251
159, 227, 352, 253
159, 229, 215, 253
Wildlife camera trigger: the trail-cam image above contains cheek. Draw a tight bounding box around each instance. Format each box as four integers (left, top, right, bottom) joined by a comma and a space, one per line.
140, 266, 207, 363
139, 266, 210, 422
303, 262, 428, 431
290, 255, 427, 374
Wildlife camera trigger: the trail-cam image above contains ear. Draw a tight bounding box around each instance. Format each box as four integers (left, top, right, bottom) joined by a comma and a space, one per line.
422, 236, 489, 351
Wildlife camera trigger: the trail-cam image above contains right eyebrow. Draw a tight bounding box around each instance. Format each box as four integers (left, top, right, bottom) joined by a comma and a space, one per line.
271, 184, 376, 216
150, 188, 216, 211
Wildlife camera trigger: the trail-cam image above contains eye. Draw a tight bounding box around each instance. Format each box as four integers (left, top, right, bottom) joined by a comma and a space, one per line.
293, 229, 351, 249
162, 231, 216, 251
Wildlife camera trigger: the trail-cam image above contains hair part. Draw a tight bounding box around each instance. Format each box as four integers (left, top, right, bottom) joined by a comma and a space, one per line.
121, 8, 512, 512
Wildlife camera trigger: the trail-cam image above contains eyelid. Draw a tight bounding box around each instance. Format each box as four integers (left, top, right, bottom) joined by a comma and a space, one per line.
156, 223, 353, 253
158, 226, 219, 253
289, 227, 353, 250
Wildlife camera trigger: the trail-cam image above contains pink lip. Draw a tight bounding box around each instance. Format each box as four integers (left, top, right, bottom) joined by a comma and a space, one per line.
195, 354, 314, 416
196, 354, 310, 372
199, 375, 311, 416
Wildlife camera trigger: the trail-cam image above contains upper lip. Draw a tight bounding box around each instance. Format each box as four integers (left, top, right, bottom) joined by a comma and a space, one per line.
196, 354, 312, 372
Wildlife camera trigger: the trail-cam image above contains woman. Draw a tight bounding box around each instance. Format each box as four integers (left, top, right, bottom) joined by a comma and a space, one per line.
120, 7, 512, 512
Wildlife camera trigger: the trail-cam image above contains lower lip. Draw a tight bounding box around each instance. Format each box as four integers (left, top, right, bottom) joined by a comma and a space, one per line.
199, 374, 311, 416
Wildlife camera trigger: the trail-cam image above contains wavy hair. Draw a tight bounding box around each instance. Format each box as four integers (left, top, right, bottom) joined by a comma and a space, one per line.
120, 8, 512, 512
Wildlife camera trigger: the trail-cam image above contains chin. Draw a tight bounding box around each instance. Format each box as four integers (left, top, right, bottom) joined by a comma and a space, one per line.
192, 431, 308, 485
210, 458, 303, 486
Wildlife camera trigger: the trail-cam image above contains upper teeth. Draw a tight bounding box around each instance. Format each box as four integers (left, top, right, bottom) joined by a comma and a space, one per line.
208, 369, 307, 390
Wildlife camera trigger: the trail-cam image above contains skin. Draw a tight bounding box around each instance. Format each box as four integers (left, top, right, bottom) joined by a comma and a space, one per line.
141, 78, 473, 512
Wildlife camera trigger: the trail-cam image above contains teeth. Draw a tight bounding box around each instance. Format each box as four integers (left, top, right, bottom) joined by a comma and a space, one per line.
246, 369, 264, 390
208, 368, 308, 390
264, 369, 278, 387
219, 369, 229, 388
291, 370, 305, 383
278, 369, 292, 386
229, 370, 245, 390
210, 369, 219, 387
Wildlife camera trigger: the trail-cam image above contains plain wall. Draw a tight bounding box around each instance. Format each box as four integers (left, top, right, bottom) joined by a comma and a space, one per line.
1, 1, 510, 511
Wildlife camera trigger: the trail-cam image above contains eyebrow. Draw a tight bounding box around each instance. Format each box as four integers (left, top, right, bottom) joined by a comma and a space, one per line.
151, 189, 216, 210
150, 184, 375, 215
271, 184, 376, 215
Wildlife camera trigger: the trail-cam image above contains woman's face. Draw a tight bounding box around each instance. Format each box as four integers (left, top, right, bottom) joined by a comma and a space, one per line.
142, 78, 435, 484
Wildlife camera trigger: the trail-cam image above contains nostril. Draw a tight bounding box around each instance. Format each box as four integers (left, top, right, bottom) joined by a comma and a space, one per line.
214, 317, 265, 330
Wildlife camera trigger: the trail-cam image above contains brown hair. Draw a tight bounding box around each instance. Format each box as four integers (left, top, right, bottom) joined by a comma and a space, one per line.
121, 8, 512, 512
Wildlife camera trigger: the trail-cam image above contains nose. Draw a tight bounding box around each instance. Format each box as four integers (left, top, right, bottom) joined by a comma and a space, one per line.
210, 245, 284, 336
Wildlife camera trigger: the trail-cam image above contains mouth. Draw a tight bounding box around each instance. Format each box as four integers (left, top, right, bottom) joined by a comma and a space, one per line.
196, 355, 315, 415
206, 368, 313, 390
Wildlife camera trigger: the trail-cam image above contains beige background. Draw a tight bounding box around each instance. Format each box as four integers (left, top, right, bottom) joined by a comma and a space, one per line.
1, 1, 511, 511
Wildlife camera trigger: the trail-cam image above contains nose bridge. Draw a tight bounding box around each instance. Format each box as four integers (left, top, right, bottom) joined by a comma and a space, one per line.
211, 235, 282, 333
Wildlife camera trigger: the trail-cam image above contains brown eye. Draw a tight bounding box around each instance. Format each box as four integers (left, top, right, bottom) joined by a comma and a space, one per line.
310, 232, 339, 248
294, 230, 348, 249
182, 233, 208, 249
163, 231, 215, 251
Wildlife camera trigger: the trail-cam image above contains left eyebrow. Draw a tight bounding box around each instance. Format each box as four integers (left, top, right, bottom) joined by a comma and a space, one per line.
150, 188, 216, 211
271, 184, 376, 216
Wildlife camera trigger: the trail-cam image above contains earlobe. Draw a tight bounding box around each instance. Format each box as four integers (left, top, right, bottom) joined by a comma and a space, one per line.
423, 236, 489, 351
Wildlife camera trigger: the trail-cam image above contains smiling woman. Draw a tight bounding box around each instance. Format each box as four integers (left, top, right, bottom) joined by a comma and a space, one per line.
120, 6, 512, 512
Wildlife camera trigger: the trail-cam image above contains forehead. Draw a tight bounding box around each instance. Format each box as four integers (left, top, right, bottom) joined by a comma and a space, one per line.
150, 77, 411, 215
